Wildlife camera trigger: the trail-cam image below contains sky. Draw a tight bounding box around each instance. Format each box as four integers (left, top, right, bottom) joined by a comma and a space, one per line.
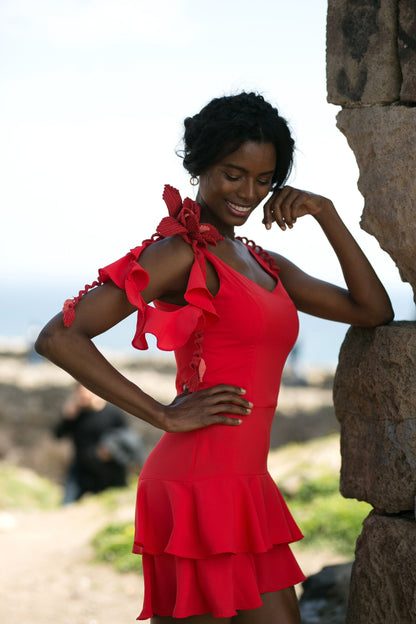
1, 0, 414, 317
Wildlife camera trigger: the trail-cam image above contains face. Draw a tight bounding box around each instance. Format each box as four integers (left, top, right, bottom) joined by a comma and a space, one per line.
197, 141, 276, 233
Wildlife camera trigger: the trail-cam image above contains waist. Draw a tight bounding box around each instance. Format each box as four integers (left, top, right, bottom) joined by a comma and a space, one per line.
141, 405, 276, 481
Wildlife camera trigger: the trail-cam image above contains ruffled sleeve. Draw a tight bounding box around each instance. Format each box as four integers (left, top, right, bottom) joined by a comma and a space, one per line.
98, 243, 219, 355
61, 185, 224, 392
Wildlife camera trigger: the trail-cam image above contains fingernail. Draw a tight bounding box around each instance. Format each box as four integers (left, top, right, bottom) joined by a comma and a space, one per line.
266, 223, 271, 230
236, 419, 242, 425
239, 388, 246, 394
248, 402, 253, 408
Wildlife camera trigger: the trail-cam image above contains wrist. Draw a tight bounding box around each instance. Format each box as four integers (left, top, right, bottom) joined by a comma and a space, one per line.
139, 399, 168, 431
313, 199, 337, 225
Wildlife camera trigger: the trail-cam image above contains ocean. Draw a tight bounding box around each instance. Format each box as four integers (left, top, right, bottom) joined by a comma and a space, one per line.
2, 278, 415, 371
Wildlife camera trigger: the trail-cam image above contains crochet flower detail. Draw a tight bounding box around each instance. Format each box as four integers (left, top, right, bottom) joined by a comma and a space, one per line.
157, 185, 223, 249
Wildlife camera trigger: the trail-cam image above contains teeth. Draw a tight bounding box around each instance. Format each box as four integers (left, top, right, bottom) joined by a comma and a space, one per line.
227, 201, 251, 213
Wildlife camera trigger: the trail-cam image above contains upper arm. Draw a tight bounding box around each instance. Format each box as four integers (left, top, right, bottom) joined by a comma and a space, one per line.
40, 236, 195, 341
137, 236, 195, 304
270, 251, 367, 325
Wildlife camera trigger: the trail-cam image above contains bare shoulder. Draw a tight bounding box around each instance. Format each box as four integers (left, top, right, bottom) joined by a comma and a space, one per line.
137, 235, 195, 303
266, 248, 313, 299
139, 235, 194, 273
267, 249, 300, 280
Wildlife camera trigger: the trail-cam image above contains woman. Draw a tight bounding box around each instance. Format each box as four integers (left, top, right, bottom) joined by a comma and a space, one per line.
36, 92, 393, 624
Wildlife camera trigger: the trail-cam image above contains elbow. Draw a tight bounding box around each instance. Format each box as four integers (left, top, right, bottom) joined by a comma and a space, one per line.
361, 305, 394, 328
34, 316, 70, 361
382, 307, 395, 325
34, 326, 56, 360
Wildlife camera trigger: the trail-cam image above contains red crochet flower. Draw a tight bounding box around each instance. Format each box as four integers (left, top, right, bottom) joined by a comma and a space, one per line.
157, 185, 223, 249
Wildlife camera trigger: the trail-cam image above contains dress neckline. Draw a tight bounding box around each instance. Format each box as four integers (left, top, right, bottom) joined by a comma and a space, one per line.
204, 246, 279, 295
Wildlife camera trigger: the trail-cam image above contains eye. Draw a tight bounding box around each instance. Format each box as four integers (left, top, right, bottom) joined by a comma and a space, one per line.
224, 172, 240, 182
257, 178, 272, 186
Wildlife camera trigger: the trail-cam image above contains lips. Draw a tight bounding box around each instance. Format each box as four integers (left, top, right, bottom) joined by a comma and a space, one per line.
225, 200, 253, 216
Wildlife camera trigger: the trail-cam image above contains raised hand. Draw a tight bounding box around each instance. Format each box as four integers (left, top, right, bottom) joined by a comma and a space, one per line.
161, 384, 252, 433
263, 186, 332, 231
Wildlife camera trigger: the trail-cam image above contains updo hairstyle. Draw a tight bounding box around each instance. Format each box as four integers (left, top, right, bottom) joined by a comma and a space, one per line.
181, 92, 295, 190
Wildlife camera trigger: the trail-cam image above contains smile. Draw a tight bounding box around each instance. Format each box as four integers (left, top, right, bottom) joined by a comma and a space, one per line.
226, 201, 253, 215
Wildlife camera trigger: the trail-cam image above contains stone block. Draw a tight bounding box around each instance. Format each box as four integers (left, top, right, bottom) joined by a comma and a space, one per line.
336, 105, 416, 300
346, 513, 416, 623
333, 323, 416, 513
399, 0, 416, 102
327, 0, 401, 105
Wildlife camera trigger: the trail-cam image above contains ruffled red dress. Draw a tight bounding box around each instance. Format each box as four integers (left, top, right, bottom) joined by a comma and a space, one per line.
63, 186, 306, 619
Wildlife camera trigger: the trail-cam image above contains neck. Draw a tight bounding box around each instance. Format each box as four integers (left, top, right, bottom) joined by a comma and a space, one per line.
196, 192, 236, 240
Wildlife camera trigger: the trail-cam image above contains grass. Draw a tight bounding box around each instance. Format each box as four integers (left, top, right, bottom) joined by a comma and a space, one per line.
0, 464, 61, 510
88, 475, 138, 510
283, 472, 371, 556
91, 520, 141, 573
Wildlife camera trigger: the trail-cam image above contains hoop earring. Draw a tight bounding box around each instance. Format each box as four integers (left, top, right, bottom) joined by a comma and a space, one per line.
190, 176, 199, 186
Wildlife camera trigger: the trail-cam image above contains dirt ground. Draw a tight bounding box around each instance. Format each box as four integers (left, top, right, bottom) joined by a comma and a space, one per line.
0, 500, 143, 624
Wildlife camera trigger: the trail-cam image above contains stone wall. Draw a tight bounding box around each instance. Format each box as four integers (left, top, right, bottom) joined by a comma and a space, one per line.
327, 1, 416, 622
334, 323, 416, 514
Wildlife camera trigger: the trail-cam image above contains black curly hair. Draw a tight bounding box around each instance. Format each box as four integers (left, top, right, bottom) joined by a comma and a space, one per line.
180, 92, 295, 190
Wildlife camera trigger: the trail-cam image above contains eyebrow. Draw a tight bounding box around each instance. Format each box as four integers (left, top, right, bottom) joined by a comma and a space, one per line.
223, 163, 275, 176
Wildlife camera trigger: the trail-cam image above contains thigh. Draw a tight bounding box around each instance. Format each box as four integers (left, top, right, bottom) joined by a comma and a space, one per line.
233, 587, 301, 624
152, 616, 231, 624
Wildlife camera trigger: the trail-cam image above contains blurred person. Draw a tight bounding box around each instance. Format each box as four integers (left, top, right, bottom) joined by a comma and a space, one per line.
37, 92, 393, 623
55, 384, 143, 503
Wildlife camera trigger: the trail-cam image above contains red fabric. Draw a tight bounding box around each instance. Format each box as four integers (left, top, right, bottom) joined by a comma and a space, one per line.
157, 185, 223, 249
61, 185, 223, 391
132, 246, 304, 618
140, 545, 304, 619
62, 185, 306, 617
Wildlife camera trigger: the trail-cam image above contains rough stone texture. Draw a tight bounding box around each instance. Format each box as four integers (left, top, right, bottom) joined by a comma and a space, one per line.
346, 513, 416, 623
399, 0, 416, 102
327, 0, 401, 105
333, 323, 416, 513
336, 105, 416, 300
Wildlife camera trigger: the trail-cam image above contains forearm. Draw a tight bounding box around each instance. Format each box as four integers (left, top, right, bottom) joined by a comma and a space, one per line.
314, 201, 393, 323
35, 317, 167, 430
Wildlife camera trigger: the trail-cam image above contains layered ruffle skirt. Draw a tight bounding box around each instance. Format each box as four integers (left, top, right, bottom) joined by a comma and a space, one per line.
133, 472, 305, 619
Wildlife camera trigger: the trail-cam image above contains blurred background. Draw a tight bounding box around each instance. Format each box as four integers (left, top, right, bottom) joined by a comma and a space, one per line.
1, 0, 414, 366
1, 1, 415, 623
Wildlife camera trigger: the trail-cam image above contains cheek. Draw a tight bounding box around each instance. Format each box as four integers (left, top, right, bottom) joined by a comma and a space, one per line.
198, 175, 211, 201
199, 172, 217, 194
261, 185, 273, 200
254, 189, 269, 205
200, 173, 227, 199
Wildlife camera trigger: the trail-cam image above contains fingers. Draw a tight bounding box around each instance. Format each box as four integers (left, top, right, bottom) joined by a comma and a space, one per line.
190, 386, 253, 415
263, 186, 322, 231
200, 384, 251, 408
264, 186, 300, 231
201, 413, 244, 427
263, 187, 292, 230
164, 384, 254, 432
205, 383, 246, 395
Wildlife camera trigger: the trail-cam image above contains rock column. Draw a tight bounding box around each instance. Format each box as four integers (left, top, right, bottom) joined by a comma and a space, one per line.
327, 1, 416, 622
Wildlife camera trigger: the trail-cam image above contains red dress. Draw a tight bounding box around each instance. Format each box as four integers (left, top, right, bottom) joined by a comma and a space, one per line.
63, 186, 306, 619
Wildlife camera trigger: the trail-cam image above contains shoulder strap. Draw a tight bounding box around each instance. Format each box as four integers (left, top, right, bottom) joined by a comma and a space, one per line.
236, 236, 280, 276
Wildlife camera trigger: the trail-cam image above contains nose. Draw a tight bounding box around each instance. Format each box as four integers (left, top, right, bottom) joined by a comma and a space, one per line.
237, 178, 256, 203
